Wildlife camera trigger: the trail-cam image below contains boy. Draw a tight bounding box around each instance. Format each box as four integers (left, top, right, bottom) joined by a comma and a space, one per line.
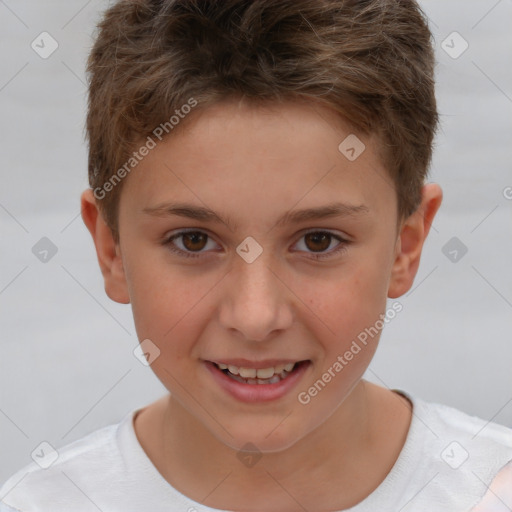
1, 0, 511, 510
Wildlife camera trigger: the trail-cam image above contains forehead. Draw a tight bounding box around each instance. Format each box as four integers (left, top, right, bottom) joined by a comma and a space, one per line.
119, 99, 396, 228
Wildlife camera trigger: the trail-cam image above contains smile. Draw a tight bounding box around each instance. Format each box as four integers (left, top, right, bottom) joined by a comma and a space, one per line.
214, 361, 298, 384
204, 360, 311, 402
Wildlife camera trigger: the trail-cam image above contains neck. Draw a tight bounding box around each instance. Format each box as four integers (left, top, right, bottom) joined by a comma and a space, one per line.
138, 380, 411, 511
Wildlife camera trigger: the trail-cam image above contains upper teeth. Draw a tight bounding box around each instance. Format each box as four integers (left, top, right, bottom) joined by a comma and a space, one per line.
217, 362, 295, 379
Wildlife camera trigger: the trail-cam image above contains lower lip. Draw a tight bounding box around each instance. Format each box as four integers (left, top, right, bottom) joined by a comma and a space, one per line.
204, 361, 310, 403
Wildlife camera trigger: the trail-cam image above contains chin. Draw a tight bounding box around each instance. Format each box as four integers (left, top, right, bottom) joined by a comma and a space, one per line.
214, 419, 310, 455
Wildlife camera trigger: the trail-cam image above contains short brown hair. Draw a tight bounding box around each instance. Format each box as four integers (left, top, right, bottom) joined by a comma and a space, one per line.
86, 0, 438, 241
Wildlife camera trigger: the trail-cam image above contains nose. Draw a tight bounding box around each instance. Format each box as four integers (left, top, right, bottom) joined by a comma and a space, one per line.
218, 251, 294, 342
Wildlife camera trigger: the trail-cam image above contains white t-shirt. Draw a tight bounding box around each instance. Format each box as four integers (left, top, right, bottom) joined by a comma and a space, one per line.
1, 390, 511, 512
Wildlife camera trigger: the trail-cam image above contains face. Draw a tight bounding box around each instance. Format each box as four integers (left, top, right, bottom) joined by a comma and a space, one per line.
116, 100, 401, 452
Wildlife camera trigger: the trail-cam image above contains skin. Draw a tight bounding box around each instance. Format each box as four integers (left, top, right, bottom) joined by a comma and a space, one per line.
81, 99, 442, 511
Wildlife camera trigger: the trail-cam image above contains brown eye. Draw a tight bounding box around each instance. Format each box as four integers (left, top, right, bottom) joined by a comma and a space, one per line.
304, 232, 332, 252
293, 230, 349, 260
164, 230, 218, 259
181, 232, 208, 251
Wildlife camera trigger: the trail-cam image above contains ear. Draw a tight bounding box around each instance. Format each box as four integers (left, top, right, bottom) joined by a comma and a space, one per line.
80, 189, 130, 304
388, 183, 443, 298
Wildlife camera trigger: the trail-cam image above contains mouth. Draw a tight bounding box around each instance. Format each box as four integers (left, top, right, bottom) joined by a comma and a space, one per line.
204, 359, 311, 402
212, 360, 307, 385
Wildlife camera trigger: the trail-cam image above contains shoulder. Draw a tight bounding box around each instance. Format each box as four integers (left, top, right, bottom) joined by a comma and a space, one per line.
398, 390, 512, 510
414, 393, 512, 455
0, 413, 130, 511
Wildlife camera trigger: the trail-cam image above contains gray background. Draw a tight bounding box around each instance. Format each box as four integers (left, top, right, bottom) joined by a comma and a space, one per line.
1, 0, 511, 483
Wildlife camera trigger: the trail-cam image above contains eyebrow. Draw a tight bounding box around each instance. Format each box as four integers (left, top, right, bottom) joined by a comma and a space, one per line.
143, 201, 370, 230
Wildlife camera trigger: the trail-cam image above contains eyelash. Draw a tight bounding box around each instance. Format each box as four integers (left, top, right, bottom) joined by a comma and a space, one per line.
162, 229, 350, 261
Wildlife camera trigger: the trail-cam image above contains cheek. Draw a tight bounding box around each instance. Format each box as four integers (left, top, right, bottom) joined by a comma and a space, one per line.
128, 273, 206, 382
297, 268, 387, 404
305, 262, 389, 342
123, 249, 202, 344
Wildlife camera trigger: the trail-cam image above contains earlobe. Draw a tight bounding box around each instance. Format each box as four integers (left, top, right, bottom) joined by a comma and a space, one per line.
80, 189, 130, 304
387, 184, 443, 298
